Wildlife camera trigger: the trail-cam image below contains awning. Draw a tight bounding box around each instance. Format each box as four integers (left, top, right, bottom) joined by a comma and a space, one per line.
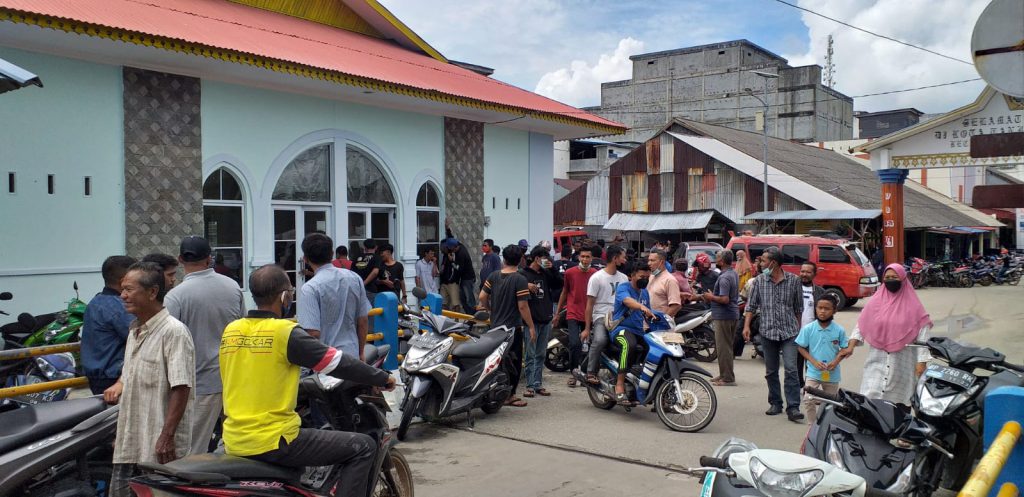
928, 227, 996, 235
603, 211, 718, 232
0, 57, 41, 94
743, 209, 881, 221
977, 208, 1017, 223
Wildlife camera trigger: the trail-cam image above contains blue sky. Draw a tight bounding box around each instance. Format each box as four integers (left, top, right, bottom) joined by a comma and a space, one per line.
379, 0, 989, 114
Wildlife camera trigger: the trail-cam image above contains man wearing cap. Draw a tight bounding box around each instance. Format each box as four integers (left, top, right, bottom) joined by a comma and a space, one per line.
164, 236, 245, 454
439, 238, 463, 312
451, 238, 477, 311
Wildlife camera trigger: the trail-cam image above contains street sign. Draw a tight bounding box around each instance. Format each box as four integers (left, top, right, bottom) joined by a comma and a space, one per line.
971, 0, 1024, 97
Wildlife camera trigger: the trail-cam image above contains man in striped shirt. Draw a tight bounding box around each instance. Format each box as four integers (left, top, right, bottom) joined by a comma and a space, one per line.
743, 248, 805, 422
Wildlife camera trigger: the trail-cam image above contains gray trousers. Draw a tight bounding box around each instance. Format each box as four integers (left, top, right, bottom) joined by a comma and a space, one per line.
249, 429, 377, 497
110, 463, 140, 497
190, 393, 223, 455
587, 318, 610, 374
712, 320, 737, 383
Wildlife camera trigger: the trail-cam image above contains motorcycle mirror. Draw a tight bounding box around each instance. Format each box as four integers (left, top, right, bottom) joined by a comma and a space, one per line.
0, 292, 11, 301
411, 287, 428, 300
17, 312, 36, 330
73, 281, 79, 298
472, 310, 490, 322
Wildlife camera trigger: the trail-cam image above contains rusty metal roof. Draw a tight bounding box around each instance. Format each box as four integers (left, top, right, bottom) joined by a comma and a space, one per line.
603, 210, 719, 232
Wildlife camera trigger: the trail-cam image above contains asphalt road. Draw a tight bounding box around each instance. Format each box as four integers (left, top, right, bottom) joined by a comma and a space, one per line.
398, 283, 1024, 497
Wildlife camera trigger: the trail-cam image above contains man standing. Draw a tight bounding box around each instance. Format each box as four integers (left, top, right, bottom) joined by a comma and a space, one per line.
353, 239, 381, 306
142, 253, 179, 290
332, 245, 353, 270
743, 248, 804, 422
453, 238, 477, 311
164, 236, 245, 455
298, 233, 371, 360
646, 249, 681, 318
479, 245, 535, 408
581, 245, 627, 386
704, 250, 739, 387
104, 262, 194, 497
415, 247, 440, 296
81, 255, 137, 394
376, 243, 407, 302
519, 245, 562, 397
480, 239, 501, 289
439, 239, 463, 312
554, 246, 597, 386
799, 262, 825, 328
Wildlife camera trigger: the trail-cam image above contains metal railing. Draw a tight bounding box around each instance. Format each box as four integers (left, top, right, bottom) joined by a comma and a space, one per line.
958, 421, 1020, 497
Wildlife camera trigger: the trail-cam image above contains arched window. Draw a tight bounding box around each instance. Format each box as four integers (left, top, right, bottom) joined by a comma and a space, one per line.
346, 146, 397, 255
273, 144, 331, 202
416, 182, 441, 257
203, 168, 245, 287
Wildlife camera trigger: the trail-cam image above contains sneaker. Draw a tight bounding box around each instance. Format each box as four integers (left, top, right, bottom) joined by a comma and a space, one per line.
765, 405, 783, 416
787, 410, 805, 422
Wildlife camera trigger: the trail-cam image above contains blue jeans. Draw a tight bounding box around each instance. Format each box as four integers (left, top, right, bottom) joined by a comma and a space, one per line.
459, 279, 477, 310
524, 322, 551, 390
762, 336, 801, 412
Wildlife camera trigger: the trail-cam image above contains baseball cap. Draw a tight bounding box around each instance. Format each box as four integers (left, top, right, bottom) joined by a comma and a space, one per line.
180, 236, 212, 262
444, 238, 459, 249
518, 239, 529, 249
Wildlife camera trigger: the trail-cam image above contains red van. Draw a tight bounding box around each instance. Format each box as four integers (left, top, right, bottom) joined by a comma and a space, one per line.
726, 235, 879, 309
553, 229, 588, 255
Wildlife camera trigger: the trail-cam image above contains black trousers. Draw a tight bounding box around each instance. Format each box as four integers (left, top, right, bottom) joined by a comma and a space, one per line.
249, 429, 377, 497
507, 326, 524, 395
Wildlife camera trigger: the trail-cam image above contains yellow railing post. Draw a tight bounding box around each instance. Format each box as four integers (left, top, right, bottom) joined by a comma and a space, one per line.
0, 342, 81, 361
958, 421, 1021, 497
0, 377, 90, 399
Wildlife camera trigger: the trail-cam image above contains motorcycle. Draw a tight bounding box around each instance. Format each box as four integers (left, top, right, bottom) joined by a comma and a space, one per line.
0, 396, 118, 496
910, 337, 1024, 494
397, 289, 505, 441
801, 386, 938, 494
130, 345, 414, 497
573, 314, 717, 432
693, 437, 904, 497
673, 304, 718, 363
23, 282, 87, 348
545, 309, 571, 372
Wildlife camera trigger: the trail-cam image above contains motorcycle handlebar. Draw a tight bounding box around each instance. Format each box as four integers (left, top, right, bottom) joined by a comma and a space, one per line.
1001, 361, 1024, 374
804, 386, 841, 403
698, 456, 729, 469
864, 487, 904, 497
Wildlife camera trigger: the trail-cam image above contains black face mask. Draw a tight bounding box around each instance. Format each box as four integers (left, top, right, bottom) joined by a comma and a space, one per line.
884, 280, 902, 293
636, 278, 649, 289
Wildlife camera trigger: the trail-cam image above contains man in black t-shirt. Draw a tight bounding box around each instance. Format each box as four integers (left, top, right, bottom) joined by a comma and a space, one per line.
353, 240, 382, 304
376, 243, 406, 302
479, 244, 535, 408
519, 245, 563, 397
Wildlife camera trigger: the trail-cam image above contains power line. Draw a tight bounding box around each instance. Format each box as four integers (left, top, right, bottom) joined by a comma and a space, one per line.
853, 78, 983, 97
772, 0, 974, 66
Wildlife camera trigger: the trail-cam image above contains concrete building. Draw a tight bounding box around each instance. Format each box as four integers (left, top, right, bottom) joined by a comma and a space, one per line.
856, 108, 923, 139
586, 40, 854, 144
0, 0, 621, 315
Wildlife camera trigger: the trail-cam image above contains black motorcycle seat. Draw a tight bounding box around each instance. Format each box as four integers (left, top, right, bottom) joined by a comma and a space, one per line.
927, 337, 1004, 367
363, 343, 391, 365
0, 396, 107, 453
143, 453, 302, 483
453, 328, 510, 359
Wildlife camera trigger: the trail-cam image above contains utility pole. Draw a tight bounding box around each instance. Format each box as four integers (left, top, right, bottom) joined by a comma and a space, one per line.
749, 70, 779, 213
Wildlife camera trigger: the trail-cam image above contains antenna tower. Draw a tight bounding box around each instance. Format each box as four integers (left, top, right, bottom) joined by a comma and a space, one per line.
824, 35, 836, 88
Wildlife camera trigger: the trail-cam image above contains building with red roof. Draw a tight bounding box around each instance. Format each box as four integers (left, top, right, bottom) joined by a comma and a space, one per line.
0, 0, 624, 312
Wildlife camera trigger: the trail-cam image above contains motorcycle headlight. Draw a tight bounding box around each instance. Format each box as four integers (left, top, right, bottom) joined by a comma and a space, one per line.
35, 357, 58, 380
749, 457, 823, 497
916, 380, 979, 417
825, 439, 846, 471
402, 343, 449, 372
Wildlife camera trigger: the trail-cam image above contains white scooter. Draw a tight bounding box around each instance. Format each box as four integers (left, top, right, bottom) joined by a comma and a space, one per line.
691, 438, 903, 497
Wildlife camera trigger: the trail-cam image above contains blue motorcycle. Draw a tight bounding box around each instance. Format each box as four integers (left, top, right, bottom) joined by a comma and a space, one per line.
575, 315, 718, 432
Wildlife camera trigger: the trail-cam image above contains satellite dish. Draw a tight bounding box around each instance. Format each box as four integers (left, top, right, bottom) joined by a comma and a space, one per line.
971, 0, 1024, 98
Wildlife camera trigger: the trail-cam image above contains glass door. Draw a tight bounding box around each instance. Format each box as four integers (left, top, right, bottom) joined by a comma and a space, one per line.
274, 206, 331, 314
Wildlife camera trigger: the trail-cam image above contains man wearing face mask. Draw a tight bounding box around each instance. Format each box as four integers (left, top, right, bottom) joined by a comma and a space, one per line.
608, 261, 659, 404
297, 233, 371, 361
743, 248, 805, 422
646, 249, 681, 318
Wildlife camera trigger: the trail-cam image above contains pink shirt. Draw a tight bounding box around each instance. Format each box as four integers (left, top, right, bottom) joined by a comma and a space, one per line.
672, 272, 692, 294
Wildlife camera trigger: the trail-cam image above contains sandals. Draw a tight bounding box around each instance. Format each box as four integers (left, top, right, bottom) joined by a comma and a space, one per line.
567, 377, 578, 388
524, 388, 551, 397
615, 392, 633, 406
536, 388, 551, 397
523, 389, 535, 398
504, 397, 528, 407
585, 374, 600, 385
711, 379, 737, 386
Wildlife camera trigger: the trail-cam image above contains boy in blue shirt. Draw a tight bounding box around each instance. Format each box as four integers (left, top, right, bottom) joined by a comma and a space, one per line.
795, 294, 850, 422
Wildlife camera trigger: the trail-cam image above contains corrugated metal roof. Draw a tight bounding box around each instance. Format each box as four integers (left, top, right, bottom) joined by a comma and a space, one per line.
0, 0, 622, 133
672, 120, 1002, 229
744, 210, 881, 221
667, 132, 858, 211
603, 211, 715, 232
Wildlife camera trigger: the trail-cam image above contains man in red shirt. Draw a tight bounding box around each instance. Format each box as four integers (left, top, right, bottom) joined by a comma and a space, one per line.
553, 246, 597, 387
332, 245, 353, 270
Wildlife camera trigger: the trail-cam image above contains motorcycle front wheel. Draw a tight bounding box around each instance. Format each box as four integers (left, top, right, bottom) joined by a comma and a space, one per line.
375, 449, 414, 497
979, 275, 993, 287
396, 396, 422, 441
654, 373, 716, 432
687, 325, 718, 363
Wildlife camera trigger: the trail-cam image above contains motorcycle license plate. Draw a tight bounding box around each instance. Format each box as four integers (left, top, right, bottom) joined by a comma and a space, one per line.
925, 364, 975, 389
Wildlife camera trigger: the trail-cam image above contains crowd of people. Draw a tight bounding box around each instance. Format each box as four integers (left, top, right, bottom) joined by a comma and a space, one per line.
77, 227, 935, 496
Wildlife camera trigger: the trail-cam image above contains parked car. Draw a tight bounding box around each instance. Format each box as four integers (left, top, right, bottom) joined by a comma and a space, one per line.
672, 241, 725, 266
553, 228, 588, 255
725, 235, 878, 309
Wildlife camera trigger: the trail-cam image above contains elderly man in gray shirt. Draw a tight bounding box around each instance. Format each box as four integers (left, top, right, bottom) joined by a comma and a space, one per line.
298, 233, 371, 360
164, 236, 245, 454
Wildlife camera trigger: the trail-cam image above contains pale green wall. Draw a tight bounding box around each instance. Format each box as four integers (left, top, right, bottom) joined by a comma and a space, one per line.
483, 125, 530, 243
0, 48, 124, 313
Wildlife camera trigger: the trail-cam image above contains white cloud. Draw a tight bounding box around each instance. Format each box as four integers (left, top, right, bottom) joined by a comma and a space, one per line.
782, 0, 989, 113
534, 38, 645, 107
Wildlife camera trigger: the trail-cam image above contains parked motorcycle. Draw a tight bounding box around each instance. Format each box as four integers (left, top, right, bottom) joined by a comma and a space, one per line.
0, 396, 118, 496
23, 283, 87, 348
545, 309, 571, 372
131, 348, 413, 496
693, 437, 904, 497
910, 337, 1024, 494
673, 305, 718, 363
397, 289, 504, 440
573, 315, 717, 432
